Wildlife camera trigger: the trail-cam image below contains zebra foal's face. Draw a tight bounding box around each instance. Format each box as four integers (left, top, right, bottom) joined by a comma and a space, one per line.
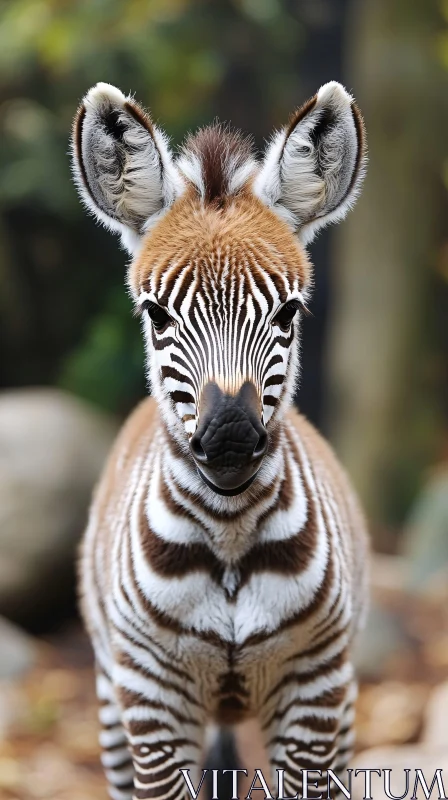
71, 81, 366, 495
134, 228, 310, 493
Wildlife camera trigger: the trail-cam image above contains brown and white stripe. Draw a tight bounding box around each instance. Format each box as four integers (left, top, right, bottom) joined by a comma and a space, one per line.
72, 79, 369, 800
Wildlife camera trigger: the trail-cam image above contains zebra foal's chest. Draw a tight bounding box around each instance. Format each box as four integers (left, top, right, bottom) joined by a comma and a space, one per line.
137, 567, 298, 717
139, 556, 314, 658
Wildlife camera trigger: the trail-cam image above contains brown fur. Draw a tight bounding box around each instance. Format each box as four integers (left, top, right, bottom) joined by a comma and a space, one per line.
183, 124, 255, 206
284, 94, 318, 141
129, 189, 311, 298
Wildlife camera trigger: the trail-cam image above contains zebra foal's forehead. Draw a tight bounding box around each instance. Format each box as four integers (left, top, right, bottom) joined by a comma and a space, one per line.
129, 124, 311, 298
130, 198, 311, 303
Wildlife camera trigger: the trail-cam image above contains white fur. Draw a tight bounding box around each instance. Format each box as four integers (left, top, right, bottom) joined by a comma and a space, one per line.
254, 81, 367, 245
176, 147, 258, 203
176, 137, 257, 199
175, 152, 204, 198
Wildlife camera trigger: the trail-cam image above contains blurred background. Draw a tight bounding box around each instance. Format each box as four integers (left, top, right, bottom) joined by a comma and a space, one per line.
0, 0, 447, 798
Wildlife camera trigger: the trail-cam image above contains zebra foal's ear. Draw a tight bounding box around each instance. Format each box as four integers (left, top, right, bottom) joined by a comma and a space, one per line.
71, 83, 182, 254
254, 82, 367, 245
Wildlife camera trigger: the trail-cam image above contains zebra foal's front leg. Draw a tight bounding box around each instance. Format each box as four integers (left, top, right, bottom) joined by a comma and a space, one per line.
261, 665, 357, 800
112, 652, 206, 800
96, 666, 135, 800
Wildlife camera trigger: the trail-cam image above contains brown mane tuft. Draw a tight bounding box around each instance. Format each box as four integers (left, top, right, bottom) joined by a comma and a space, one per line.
181, 124, 255, 207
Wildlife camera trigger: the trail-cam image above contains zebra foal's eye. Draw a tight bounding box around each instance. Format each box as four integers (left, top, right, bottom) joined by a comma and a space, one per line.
142, 301, 172, 333
272, 300, 301, 331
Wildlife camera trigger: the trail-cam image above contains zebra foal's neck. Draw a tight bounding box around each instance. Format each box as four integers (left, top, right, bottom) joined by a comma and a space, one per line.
143, 415, 307, 564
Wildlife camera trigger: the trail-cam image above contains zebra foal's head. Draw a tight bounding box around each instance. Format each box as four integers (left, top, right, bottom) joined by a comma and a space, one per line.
71, 82, 366, 496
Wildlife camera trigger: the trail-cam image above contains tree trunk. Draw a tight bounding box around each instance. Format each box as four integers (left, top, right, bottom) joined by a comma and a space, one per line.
324, 0, 447, 546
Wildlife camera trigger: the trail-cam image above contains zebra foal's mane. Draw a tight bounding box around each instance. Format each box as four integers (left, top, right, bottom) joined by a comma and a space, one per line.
177, 124, 258, 208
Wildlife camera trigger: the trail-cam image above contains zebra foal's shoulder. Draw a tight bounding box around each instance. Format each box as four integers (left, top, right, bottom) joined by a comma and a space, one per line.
286, 407, 367, 532
286, 407, 369, 633
92, 397, 159, 514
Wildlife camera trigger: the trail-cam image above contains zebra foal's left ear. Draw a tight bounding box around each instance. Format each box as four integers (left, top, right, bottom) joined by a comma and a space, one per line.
254, 82, 367, 245
71, 82, 182, 254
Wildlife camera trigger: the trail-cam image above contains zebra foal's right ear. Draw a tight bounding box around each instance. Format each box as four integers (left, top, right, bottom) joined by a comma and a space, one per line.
71, 83, 182, 255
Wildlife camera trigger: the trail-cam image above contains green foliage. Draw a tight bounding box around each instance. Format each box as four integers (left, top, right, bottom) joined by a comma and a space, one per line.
0, 0, 304, 413
59, 287, 146, 414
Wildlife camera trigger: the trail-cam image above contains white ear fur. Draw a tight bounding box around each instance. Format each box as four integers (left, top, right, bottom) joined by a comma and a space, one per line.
71, 82, 184, 255
253, 81, 367, 245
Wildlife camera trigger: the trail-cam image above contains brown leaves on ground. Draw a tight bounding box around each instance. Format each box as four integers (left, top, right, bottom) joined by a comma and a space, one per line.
0, 638, 105, 800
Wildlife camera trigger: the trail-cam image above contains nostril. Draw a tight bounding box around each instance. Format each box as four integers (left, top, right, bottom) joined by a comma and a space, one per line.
190, 433, 208, 463
252, 430, 268, 460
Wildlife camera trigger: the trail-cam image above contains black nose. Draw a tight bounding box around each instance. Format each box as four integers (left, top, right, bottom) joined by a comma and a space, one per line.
190, 382, 268, 493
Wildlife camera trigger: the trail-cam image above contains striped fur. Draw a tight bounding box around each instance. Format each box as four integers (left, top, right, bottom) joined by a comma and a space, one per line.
73, 81, 369, 800
132, 189, 311, 440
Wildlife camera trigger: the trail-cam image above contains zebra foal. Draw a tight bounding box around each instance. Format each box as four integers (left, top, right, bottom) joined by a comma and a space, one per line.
71, 80, 369, 800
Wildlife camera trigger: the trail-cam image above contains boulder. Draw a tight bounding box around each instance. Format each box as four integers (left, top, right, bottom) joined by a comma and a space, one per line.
0, 389, 117, 626
353, 554, 411, 681
0, 615, 37, 680
401, 467, 448, 591
0, 617, 39, 741
353, 549, 448, 682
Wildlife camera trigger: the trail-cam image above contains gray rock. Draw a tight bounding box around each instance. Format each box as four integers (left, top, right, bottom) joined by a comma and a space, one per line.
402, 468, 448, 591
353, 554, 411, 681
353, 603, 409, 680
0, 615, 37, 679
0, 388, 117, 623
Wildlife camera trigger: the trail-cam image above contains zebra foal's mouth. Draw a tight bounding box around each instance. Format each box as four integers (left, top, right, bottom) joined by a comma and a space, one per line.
196, 467, 260, 496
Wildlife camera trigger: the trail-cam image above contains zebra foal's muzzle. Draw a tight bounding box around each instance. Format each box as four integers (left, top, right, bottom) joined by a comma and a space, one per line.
189, 381, 268, 496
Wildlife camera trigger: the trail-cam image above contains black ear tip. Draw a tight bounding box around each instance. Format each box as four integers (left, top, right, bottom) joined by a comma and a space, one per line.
102, 107, 127, 141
